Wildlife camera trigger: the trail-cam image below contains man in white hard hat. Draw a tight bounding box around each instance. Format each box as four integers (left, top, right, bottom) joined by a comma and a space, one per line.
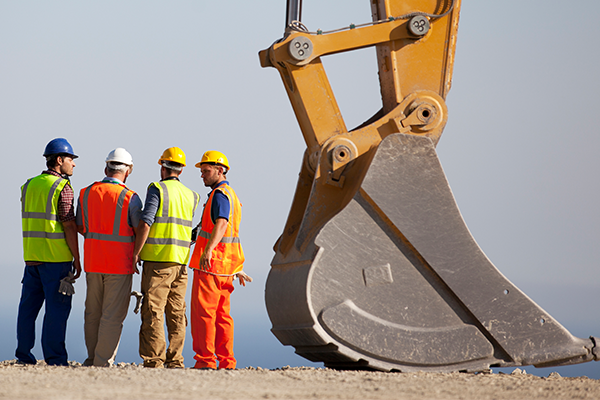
76, 148, 143, 367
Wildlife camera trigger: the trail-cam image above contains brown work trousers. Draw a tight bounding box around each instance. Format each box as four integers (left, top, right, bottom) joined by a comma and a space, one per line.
139, 262, 187, 368
84, 272, 133, 367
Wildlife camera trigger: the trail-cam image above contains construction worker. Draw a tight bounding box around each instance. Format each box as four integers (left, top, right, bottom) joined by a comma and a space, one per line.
189, 150, 250, 370
76, 148, 142, 367
132, 147, 199, 368
17, 138, 82, 366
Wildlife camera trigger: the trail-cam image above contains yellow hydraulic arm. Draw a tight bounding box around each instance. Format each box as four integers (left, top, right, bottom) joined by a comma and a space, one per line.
260, 0, 459, 256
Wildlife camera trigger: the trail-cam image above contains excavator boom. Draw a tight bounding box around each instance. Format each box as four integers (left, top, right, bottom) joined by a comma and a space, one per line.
259, 0, 599, 372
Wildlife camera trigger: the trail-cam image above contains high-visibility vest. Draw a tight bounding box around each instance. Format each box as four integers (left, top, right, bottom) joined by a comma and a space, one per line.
79, 181, 136, 274
140, 179, 199, 265
21, 173, 73, 262
189, 182, 244, 276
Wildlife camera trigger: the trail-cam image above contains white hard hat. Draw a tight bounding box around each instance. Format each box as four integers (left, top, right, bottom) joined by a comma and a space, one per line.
105, 148, 133, 166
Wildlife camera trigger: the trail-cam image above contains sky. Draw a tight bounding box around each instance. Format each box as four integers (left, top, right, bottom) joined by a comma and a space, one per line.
1, 0, 599, 379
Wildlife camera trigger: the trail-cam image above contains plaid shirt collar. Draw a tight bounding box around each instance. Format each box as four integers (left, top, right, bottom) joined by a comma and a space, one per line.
43, 169, 70, 181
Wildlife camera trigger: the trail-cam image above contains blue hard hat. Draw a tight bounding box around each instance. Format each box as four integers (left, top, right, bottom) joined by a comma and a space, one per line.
43, 138, 78, 159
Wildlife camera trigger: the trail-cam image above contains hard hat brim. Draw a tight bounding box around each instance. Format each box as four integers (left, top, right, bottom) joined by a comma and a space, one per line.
44, 152, 78, 159
195, 161, 229, 170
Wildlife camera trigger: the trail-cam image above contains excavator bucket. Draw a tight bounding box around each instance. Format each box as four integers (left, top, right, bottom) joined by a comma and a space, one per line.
259, 0, 599, 372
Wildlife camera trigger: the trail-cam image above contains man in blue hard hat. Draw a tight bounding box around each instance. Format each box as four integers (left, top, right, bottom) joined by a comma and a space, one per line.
17, 138, 82, 366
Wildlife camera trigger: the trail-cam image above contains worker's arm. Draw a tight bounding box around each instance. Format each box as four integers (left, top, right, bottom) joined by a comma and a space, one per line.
132, 188, 157, 273
75, 198, 84, 236
62, 220, 82, 279
132, 220, 151, 274
198, 218, 228, 272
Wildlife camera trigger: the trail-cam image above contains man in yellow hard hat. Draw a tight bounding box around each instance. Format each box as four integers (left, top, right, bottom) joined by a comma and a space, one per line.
76, 148, 142, 367
188, 150, 250, 370
132, 147, 199, 368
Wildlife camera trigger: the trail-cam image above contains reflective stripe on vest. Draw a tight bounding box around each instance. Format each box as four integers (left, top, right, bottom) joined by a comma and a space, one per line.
80, 182, 136, 274
84, 232, 135, 243
22, 231, 66, 239
21, 176, 64, 226
196, 229, 241, 244
145, 238, 191, 246
140, 180, 199, 264
143, 181, 198, 245
21, 174, 72, 262
82, 185, 135, 243
189, 182, 244, 276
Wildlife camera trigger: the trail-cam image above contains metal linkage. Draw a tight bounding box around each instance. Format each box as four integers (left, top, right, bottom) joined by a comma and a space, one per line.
287, 0, 455, 35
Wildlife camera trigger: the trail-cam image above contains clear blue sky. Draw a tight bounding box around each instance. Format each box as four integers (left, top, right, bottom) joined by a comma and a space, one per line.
1, 1, 598, 378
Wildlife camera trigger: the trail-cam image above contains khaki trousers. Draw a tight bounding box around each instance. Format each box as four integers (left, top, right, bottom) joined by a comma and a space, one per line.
84, 272, 133, 367
139, 262, 187, 368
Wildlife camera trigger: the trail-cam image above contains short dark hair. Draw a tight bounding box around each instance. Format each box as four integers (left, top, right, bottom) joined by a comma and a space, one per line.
46, 155, 59, 169
46, 154, 72, 169
202, 162, 228, 175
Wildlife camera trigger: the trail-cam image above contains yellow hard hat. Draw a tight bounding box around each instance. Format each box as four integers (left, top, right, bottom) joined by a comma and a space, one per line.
158, 147, 186, 167
195, 150, 230, 170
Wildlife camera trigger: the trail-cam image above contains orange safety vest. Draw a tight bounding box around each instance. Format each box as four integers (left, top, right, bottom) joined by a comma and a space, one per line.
79, 181, 136, 274
189, 182, 244, 276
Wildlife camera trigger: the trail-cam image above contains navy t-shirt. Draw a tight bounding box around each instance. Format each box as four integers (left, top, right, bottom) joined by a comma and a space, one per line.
210, 181, 231, 223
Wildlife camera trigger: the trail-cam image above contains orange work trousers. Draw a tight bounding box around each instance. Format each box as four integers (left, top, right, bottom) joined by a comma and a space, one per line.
190, 270, 236, 369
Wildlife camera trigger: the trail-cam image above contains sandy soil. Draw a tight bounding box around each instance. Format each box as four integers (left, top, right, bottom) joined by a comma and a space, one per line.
0, 360, 598, 400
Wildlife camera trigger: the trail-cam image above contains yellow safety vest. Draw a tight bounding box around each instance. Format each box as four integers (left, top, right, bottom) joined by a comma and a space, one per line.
140, 179, 199, 264
21, 173, 73, 262
189, 182, 244, 276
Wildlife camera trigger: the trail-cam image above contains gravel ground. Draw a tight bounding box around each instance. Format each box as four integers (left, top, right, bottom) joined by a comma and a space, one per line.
0, 360, 598, 400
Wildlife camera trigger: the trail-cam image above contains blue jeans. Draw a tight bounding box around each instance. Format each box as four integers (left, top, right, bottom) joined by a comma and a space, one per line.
15, 262, 73, 366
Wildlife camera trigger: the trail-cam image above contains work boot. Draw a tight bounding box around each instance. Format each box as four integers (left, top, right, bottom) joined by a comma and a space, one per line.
143, 360, 164, 368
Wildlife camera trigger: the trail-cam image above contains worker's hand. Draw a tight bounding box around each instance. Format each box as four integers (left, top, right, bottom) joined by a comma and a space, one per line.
237, 274, 247, 287
199, 251, 212, 272
133, 254, 141, 274
235, 271, 253, 287
72, 259, 82, 280
190, 226, 199, 245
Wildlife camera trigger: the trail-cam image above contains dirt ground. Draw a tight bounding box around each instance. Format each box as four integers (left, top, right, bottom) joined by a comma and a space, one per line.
0, 360, 598, 400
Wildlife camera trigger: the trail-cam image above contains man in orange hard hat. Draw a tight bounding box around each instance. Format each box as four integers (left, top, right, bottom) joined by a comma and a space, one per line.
133, 147, 199, 368
76, 148, 142, 367
189, 150, 251, 370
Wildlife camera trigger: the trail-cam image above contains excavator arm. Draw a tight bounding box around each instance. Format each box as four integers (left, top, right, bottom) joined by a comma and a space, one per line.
259, 0, 599, 372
